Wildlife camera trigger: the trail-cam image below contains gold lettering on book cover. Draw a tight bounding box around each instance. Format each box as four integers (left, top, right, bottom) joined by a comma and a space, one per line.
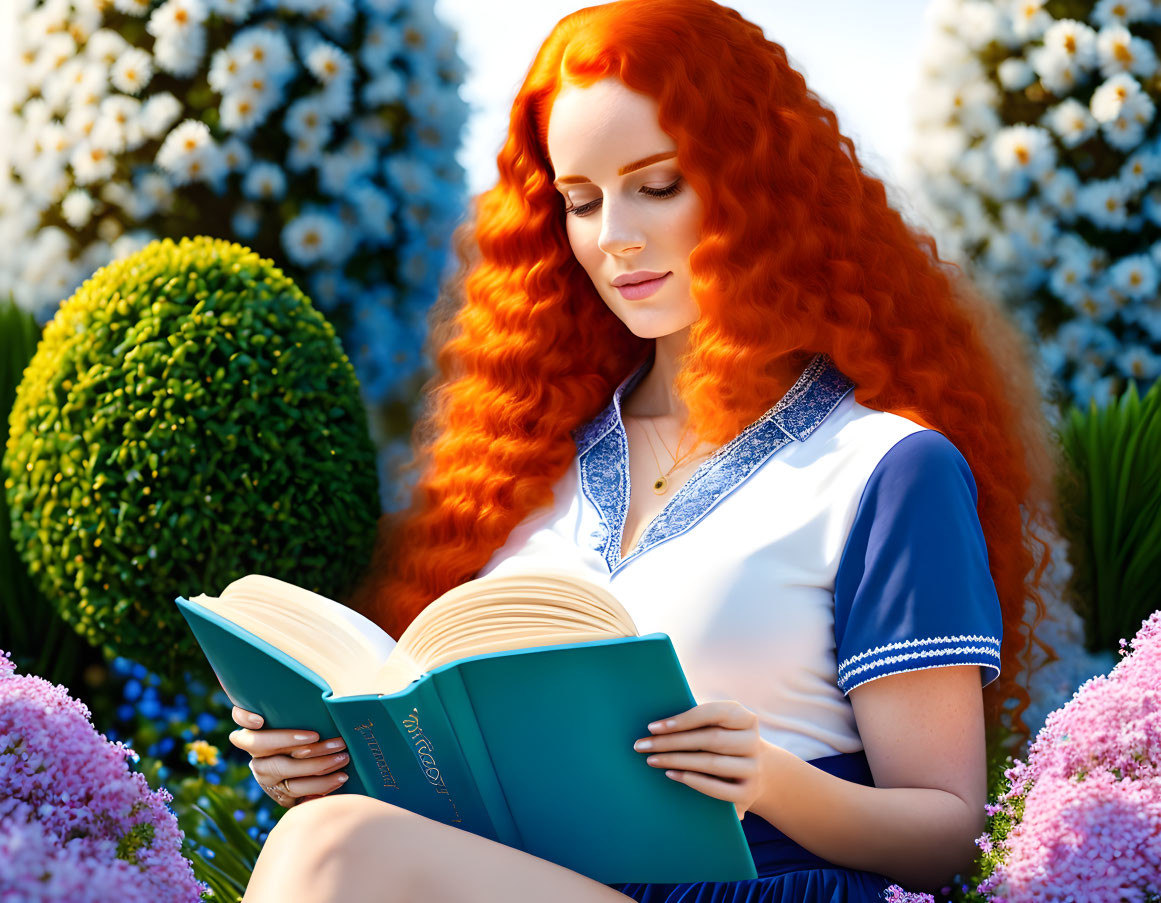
352, 718, 398, 790
401, 707, 463, 823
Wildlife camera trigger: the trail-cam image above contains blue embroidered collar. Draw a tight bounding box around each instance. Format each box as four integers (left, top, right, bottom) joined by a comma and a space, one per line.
570, 352, 855, 575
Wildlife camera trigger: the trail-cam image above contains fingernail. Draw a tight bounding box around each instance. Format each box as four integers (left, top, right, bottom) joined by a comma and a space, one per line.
289, 747, 309, 758
248, 714, 263, 728
293, 732, 318, 743
335, 772, 349, 783
322, 739, 345, 751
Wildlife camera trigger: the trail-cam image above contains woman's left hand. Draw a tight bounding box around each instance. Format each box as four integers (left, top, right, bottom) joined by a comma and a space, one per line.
634, 700, 770, 821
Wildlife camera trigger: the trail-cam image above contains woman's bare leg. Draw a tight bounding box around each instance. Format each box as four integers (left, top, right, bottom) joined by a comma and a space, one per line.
242, 794, 635, 903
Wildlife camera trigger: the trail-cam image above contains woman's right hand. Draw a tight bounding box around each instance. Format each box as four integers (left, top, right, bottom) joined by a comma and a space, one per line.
227, 705, 350, 808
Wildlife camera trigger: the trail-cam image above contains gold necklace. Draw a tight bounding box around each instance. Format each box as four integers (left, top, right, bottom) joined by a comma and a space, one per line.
631, 418, 708, 495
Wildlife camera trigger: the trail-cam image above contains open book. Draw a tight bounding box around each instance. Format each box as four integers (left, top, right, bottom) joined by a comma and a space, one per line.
175, 569, 756, 884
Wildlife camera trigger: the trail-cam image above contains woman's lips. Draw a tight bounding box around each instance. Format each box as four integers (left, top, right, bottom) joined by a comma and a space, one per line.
616, 272, 671, 300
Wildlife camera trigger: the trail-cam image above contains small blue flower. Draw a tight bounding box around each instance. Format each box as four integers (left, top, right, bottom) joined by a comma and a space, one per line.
207, 772, 221, 785
233, 809, 246, 822
116, 704, 135, 722
123, 678, 142, 702
247, 825, 259, 839
196, 712, 219, 733
158, 736, 175, 755
131, 662, 147, 680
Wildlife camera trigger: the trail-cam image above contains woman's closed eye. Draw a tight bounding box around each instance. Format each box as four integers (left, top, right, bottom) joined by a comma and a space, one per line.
565, 177, 684, 217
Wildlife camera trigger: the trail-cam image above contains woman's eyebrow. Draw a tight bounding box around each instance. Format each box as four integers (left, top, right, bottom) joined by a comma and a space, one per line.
552, 150, 677, 187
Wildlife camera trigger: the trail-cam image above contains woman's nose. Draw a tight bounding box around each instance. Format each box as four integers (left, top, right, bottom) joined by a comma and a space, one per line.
597, 200, 645, 256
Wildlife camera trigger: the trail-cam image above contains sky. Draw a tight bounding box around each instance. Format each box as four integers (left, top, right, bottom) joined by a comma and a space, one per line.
0, 0, 933, 208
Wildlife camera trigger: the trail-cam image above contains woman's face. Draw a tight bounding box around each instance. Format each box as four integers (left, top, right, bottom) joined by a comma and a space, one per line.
546, 77, 703, 340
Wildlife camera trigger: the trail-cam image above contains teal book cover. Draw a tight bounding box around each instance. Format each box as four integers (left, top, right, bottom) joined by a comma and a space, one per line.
175, 593, 758, 884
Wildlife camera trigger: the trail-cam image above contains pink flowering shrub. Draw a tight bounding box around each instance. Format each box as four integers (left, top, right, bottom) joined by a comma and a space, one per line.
0, 649, 205, 902
973, 610, 1161, 903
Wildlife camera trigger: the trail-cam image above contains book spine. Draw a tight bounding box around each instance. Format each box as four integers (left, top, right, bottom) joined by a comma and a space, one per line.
429, 666, 522, 849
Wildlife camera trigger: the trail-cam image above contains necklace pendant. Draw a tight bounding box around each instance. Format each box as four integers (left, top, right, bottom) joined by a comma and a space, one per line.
652, 476, 668, 495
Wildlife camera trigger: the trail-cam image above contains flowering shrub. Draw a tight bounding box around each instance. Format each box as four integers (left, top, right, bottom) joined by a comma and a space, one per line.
969, 609, 1161, 902
0, 648, 204, 902
911, 0, 1161, 409
1, 0, 470, 509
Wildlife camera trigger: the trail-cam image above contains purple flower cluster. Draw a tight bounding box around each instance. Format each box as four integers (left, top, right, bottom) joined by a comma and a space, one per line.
975, 610, 1161, 902
0, 649, 206, 902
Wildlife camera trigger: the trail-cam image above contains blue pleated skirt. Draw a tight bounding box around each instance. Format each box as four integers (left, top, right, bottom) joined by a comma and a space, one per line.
604, 751, 893, 903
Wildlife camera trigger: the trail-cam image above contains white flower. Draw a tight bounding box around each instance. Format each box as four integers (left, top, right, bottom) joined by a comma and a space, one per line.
220, 90, 266, 134
1029, 44, 1089, 95
287, 134, 326, 172
111, 48, 153, 94
309, 268, 348, 312
146, 0, 207, 39
91, 95, 144, 154
1040, 167, 1081, 222
1096, 24, 1159, 78
1049, 255, 1091, 304
284, 96, 331, 143
360, 21, 403, 73
1108, 253, 1159, 299
306, 42, 353, 86
219, 137, 251, 172
1070, 366, 1120, 409
1077, 178, 1132, 229
113, 0, 152, 13
282, 211, 343, 266
208, 46, 248, 95
998, 57, 1035, 90
153, 27, 207, 77
1090, 72, 1143, 122
156, 119, 223, 185
63, 106, 98, 144
140, 92, 183, 140
70, 141, 116, 185
1101, 93, 1154, 151
1119, 147, 1161, 190
314, 0, 357, 36
1011, 0, 1053, 41
992, 124, 1056, 179
1091, 0, 1150, 28
1043, 19, 1098, 68
232, 27, 295, 81
61, 189, 96, 228
242, 162, 286, 200
1115, 345, 1161, 382
1045, 97, 1098, 147
85, 29, 130, 66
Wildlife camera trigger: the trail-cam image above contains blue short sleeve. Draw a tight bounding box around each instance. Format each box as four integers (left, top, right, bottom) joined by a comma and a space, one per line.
834, 430, 1003, 696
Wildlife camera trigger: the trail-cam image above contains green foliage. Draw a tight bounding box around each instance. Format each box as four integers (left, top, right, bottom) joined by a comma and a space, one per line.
0, 294, 95, 686
1053, 378, 1161, 654
2, 237, 380, 679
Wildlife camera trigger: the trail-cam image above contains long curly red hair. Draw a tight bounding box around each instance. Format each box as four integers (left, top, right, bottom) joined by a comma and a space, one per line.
349, 0, 1062, 756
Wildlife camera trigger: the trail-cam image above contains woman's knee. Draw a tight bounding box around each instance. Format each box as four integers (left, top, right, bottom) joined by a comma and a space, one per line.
265, 794, 411, 870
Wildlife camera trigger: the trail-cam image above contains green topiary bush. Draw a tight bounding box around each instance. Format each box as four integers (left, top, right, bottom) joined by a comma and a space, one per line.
2, 236, 380, 679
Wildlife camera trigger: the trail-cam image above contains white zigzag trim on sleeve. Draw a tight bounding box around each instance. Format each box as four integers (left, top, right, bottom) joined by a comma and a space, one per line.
841, 660, 1001, 694
838, 635, 1001, 684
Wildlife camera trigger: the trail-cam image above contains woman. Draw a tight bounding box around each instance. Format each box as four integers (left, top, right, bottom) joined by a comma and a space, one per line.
230, 0, 1061, 899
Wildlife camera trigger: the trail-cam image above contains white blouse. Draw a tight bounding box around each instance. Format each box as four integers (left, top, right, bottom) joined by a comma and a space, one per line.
477, 352, 1003, 763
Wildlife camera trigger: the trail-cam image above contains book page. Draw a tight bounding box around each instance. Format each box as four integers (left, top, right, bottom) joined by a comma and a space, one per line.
191, 569, 640, 698
189, 575, 419, 698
